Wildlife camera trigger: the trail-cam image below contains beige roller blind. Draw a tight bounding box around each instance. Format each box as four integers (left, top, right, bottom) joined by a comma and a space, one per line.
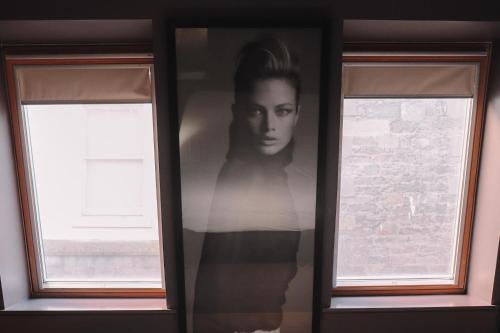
343, 63, 478, 98
15, 65, 152, 104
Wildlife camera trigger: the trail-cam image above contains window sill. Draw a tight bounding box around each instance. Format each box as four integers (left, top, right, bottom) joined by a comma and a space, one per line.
2, 298, 169, 312
328, 294, 497, 312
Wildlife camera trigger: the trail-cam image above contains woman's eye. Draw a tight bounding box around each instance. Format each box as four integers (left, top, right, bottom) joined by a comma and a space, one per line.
275, 108, 293, 116
247, 107, 263, 116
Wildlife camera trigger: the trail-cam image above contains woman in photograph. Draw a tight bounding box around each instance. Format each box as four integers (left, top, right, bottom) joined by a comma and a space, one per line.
193, 37, 302, 333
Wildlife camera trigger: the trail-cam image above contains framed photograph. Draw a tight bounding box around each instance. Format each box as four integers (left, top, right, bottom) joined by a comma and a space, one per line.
175, 25, 323, 333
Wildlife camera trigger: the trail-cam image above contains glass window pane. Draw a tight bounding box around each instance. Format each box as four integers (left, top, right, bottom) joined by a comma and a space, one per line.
335, 98, 473, 287
84, 159, 144, 215
23, 104, 162, 289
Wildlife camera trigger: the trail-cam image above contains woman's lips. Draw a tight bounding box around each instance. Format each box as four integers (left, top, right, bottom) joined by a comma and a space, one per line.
259, 137, 278, 146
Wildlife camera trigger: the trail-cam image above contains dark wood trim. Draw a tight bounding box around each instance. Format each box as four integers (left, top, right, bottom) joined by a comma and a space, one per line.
457, 46, 491, 293
4, 56, 40, 297
344, 42, 490, 54
3, 44, 153, 56
156, 18, 187, 327
4, 57, 153, 66
312, 19, 341, 327
343, 54, 488, 63
164, 17, 332, 29
332, 285, 466, 297
3, 52, 165, 299
31, 289, 166, 299
315, 19, 343, 313
332, 44, 491, 297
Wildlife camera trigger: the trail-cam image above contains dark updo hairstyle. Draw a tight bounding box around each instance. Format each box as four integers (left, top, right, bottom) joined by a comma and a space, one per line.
233, 37, 300, 104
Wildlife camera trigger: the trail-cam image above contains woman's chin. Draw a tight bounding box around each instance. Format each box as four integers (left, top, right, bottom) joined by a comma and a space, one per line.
256, 144, 283, 156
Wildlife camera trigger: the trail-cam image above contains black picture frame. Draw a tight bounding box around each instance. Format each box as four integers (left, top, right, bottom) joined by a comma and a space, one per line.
161, 18, 340, 333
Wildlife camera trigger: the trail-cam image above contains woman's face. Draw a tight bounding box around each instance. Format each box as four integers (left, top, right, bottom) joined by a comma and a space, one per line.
237, 78, 300, 156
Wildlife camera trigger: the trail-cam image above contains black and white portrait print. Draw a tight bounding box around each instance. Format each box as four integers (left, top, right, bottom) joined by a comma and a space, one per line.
176, 28, 321, 333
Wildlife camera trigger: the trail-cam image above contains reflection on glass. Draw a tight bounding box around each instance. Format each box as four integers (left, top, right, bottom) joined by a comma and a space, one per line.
193, 38, 301, 333
179, 27, 321, 333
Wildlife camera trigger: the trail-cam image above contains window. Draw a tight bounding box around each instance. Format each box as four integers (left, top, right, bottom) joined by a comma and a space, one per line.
333, 47, 490, 295
5, 54, 165, 297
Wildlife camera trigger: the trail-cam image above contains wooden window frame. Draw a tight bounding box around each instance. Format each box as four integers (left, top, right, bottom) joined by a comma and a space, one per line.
4, 51, 166, 298
332, 43, 491, 296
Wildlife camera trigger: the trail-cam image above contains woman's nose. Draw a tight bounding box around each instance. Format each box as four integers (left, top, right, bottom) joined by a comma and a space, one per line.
264, 111, 277, 132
